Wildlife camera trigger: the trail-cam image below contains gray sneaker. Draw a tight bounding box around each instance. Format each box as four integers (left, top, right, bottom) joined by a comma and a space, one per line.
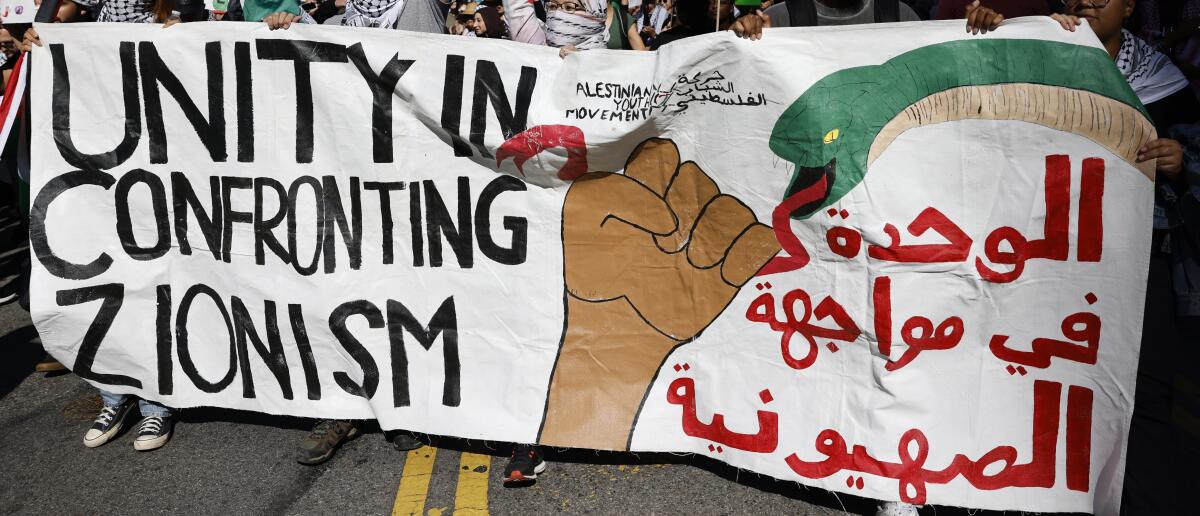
297, 420, 361, 465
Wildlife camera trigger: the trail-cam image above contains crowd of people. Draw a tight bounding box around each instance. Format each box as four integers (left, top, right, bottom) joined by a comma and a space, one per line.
0, 0, 1197, 513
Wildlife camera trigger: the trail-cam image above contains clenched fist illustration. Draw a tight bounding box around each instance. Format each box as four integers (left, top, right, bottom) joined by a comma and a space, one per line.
537, 138, 781, 450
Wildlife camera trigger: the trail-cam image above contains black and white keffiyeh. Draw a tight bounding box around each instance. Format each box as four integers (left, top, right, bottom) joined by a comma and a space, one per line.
342, 0, 406, 27
1117, 29, 1190, 105
545, 0, 608, 50
75, 0, 158, 23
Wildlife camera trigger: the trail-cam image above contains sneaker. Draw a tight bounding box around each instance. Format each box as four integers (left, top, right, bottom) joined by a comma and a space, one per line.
391, 431, 423, 452
0, 292, 17, 305
876, 502, 920, 516
503, 444, 546, 486
297, 419, 361, 465
83, 401, 134, 448
133, 415, 176, 451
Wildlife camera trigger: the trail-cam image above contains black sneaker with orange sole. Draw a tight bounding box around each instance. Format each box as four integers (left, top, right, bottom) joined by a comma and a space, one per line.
503, 444, 546, 486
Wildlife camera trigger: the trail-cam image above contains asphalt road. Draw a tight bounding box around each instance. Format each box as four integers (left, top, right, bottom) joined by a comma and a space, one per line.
0, 312, 868, 516
0, 201, 874, 516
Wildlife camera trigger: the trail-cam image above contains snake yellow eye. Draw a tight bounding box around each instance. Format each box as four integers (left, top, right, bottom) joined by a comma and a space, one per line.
823, 129, 840, 145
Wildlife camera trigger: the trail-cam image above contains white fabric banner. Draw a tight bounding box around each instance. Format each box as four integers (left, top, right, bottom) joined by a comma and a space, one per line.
29, 19, 1153, 514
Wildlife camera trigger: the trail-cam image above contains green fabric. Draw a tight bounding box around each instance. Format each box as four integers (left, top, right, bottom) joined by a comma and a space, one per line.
769, 39, 1148, 219
607, 1, 636, 50
242, 0, 302, 22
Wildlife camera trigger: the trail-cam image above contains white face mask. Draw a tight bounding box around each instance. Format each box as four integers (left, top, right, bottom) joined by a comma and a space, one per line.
545, 9, 610, 49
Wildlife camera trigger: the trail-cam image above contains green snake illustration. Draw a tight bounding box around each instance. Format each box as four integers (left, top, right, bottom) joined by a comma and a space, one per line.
769, 38, 1154, 220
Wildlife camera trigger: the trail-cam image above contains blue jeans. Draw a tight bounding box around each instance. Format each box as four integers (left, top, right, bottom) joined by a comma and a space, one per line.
98, 390, 173, 418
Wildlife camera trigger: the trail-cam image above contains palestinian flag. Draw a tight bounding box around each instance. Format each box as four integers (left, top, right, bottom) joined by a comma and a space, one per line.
0, 51, 28, 158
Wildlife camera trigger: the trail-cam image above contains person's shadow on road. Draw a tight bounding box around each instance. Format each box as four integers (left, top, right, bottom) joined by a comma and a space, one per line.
0, 324, 47, 400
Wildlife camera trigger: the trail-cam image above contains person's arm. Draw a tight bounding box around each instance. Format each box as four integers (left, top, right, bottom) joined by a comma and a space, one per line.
502, 0, 548, 45
1142, 89, 1200, 189
264, 10, 314, 28
19, 28, 37, 52
963, 0, 1003, 34
1048, 13, 1083, 31
1139, 138, 1185, 186
625, 20, 646, 49
18, 0, 84, 49
730, 10, 769, 39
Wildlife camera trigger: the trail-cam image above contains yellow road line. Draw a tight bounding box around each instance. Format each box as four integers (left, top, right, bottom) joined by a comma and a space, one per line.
453, 452, 492, 515
392, 446, 438, 516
